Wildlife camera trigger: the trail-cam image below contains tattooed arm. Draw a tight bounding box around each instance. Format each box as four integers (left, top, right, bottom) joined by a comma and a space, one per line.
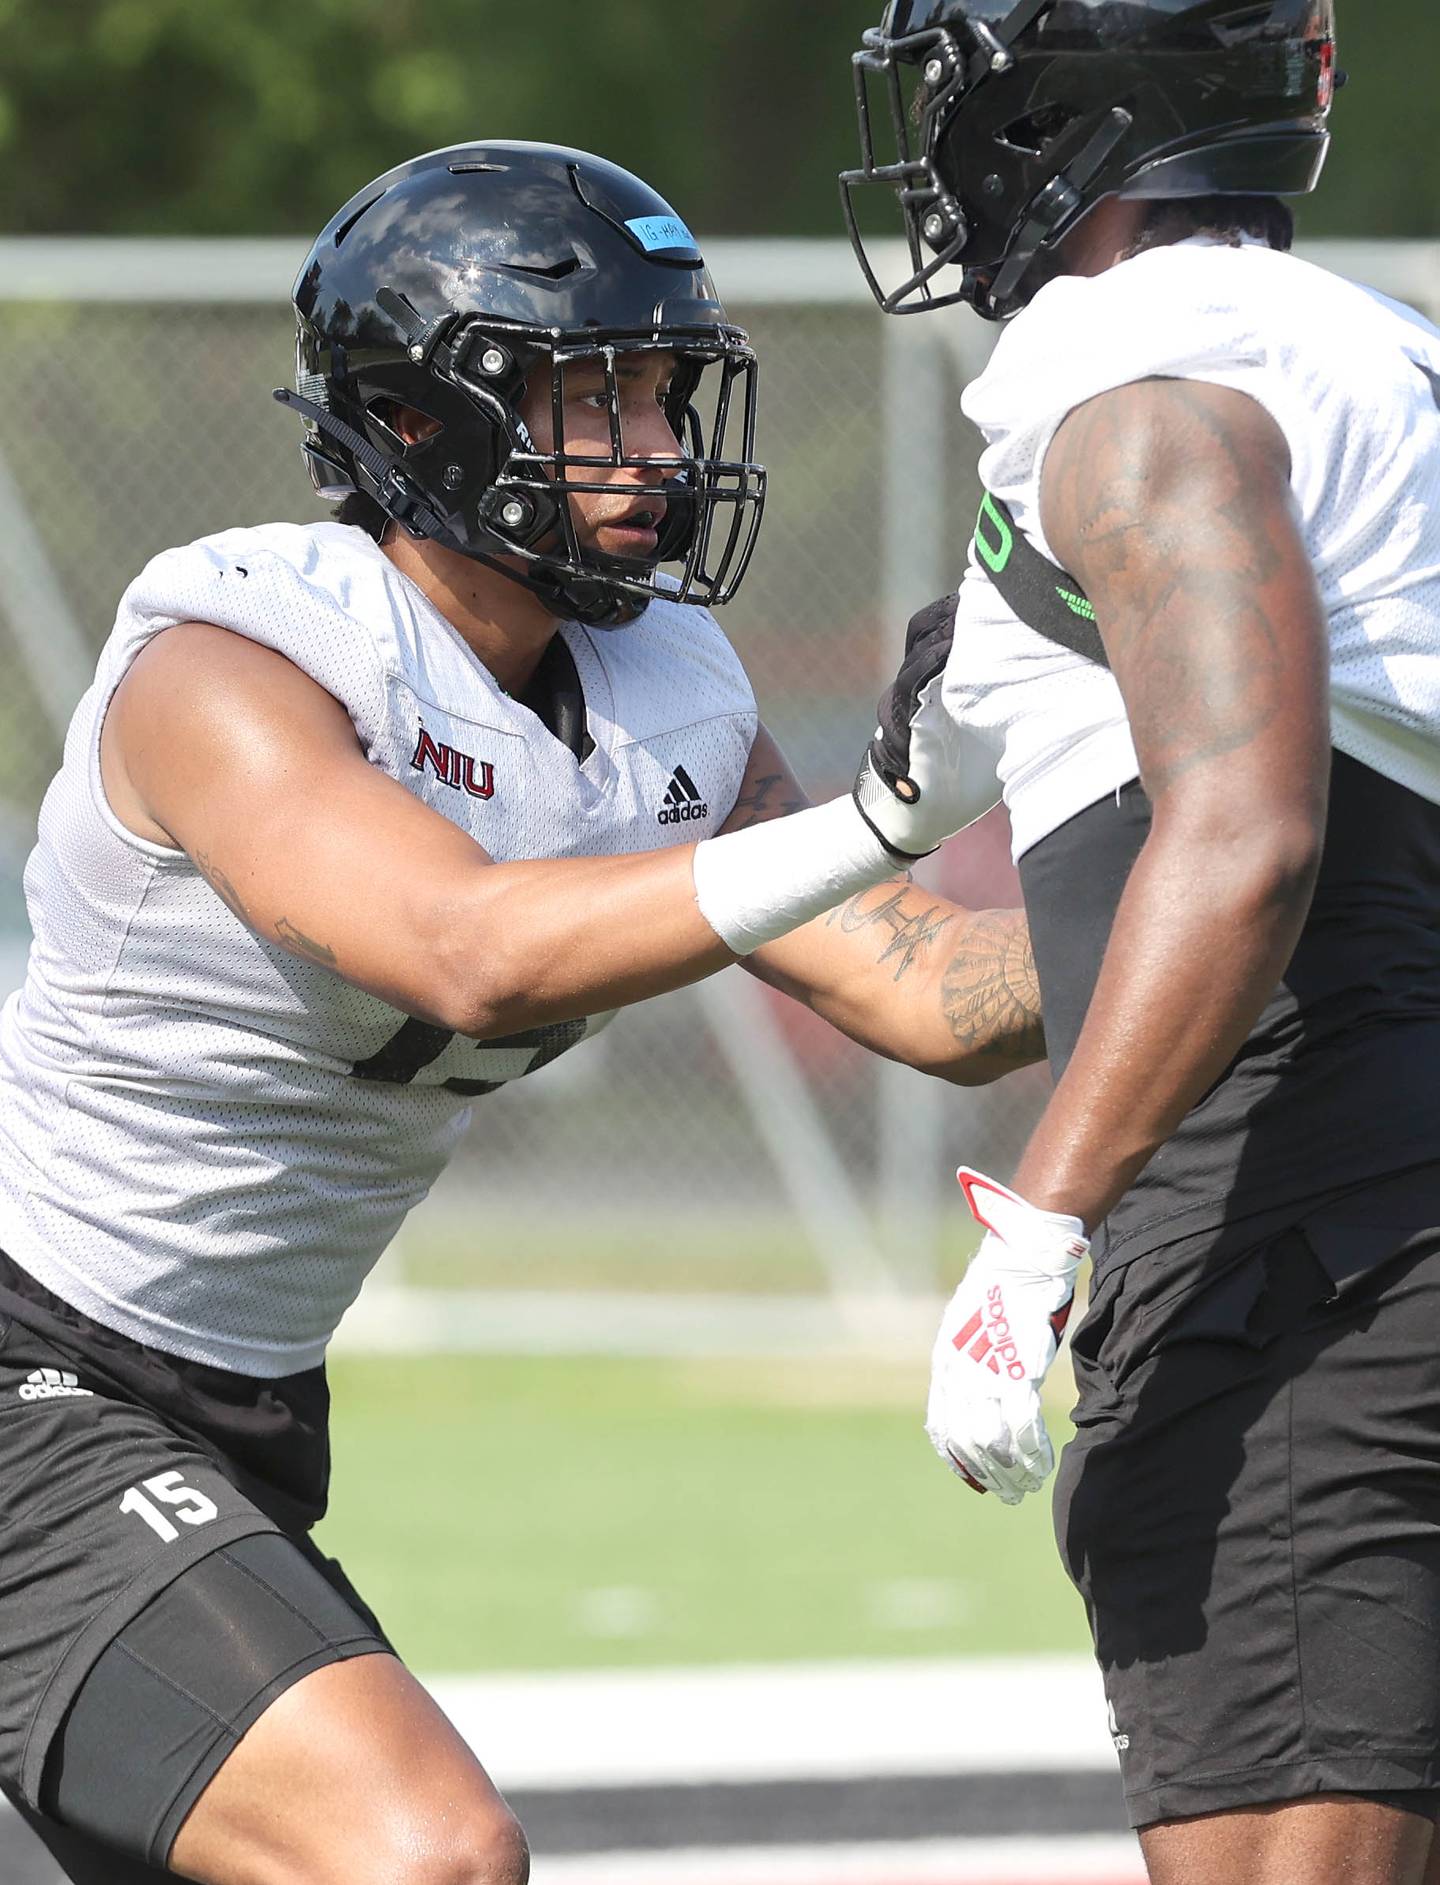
188, 852, 336, 967
715, 734, 811, 833
101, 629, 1038, 1055
722, 728, 1045, 1084
1009, 377, 1329, 1227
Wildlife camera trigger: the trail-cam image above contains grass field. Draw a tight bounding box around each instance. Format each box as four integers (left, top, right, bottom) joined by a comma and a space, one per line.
316, 1351, 1090, 1673
392, 1214, 844, 1295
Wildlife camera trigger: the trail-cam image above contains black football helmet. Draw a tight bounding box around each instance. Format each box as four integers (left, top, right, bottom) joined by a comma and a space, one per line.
276, 142, 767, 627
840, 0, 1339, 322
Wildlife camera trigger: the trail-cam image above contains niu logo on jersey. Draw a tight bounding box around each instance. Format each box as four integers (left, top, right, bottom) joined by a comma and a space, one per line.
658, 765, 708, 826
410, 727, 495, 800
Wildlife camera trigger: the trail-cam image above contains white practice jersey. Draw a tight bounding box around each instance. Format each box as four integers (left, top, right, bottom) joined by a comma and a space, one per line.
948, 238, 1440, 860
0, 522, 757, 1374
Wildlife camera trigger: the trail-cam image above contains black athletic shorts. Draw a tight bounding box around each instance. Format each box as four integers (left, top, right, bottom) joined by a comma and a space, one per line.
0, 1271, 392, 1875
1056, 1162, 1440, 1829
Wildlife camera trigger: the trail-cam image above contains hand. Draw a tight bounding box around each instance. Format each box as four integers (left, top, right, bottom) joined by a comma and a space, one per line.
926, 1168, 1089, 1506
852, 591, 999, 861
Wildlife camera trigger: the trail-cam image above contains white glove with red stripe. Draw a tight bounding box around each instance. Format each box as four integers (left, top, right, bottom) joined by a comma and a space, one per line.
925, 1169, 1090, 1507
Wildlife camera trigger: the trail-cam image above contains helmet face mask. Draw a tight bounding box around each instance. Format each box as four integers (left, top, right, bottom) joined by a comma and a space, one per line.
841, 12, 984, 316
280, 143, 767, 628
840, 0, 1339, 323
470, 329, 762, 623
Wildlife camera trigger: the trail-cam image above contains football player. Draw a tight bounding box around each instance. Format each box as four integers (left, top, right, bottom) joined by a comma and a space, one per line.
843, 4, 1440, 1881
0, 142, 1039, 1884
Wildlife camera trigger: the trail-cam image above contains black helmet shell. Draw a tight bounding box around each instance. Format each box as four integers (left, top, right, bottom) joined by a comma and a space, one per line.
842, 0, 1338, 320
296, 142, 728, 352
280, 142, 766, 626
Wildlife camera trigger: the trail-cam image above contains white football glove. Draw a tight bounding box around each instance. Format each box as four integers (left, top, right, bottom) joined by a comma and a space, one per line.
926, 1168, 1089, 1507
853, 592, 1000, 860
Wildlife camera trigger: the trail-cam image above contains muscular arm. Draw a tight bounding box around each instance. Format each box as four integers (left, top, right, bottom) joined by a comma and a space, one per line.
103, 622, 734, 1035
724, 729, 1045, 1084
1011, 377, 1329, 1227
104, 627, 1043, 1072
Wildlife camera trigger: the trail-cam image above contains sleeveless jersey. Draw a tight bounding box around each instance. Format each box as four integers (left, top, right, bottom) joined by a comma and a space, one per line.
947, 238, 1440, 861
0, 522, 757, 1373
947, 239, 1440, 1267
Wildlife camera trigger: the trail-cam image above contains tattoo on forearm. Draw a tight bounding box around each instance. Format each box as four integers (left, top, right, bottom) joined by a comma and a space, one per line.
1044, 379, 1291, 796
274, 916, 338, 967
826, 880, 953, 982
940, 909, 1045, 1065
726, 772, 808, 830
192, 849, 253, 929
192, 851, 337, 968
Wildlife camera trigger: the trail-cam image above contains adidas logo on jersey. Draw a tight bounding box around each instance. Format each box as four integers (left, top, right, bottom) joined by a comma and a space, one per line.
17, 1367, 93, 1402
658, 765, 708, 826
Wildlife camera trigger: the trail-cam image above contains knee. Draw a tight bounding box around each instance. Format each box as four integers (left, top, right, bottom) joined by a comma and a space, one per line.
410, 1805, 530, 1885
331, 1802, 528, 1885
458, 1807, 529, 1885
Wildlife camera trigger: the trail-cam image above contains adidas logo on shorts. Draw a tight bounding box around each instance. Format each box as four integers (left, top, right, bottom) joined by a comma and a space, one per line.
17, 1367, 93, 1402
657, 764, 708, 826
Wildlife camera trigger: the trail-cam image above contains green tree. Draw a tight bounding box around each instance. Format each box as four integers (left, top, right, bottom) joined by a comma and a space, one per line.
0, 1, 1433, 240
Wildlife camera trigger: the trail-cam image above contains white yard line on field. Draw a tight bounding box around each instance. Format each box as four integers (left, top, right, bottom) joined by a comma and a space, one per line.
0, 1799, 1145, 1885
424, 1656, 1118, 1791
532, 1833, 1146, 1884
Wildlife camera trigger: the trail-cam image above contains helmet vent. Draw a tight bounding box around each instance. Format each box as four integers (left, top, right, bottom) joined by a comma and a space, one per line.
448, 160, 508, 175
334, 192, 384, 249
1211, 6, 1284, 45
365, 398, 444, 450
494, 255, 584, 283
998, 103, 1079, 157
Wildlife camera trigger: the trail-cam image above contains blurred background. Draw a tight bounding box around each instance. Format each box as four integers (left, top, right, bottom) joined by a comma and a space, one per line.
1, 6, 1437, 1881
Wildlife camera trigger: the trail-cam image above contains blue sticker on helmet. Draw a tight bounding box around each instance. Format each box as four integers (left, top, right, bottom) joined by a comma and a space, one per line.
625, 215, 699, 256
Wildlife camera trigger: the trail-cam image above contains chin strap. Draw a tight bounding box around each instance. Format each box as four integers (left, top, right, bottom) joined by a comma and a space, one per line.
275, 386, 648, 629
275, 386, 646, 629
967, 0, 1059, 82
987, 106, 1134, 314
272, 387, 450, 542
469, 547, 647, 630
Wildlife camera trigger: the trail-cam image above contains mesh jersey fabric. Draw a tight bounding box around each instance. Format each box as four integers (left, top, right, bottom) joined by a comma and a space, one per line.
0, 522, 757, 1374
948, 238, 1440, 861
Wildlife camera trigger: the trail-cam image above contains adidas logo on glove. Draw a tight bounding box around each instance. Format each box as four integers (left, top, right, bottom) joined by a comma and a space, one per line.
17, 1366, 93, 1402
953, 1286, 1027, 1382
926, 1169, 1090, 1507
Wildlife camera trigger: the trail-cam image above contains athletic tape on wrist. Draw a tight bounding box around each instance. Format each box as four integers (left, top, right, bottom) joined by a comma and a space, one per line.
692, 795, 898, 955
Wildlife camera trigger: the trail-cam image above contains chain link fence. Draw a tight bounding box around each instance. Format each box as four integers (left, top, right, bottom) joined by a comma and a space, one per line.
1, 237, 1434, 1329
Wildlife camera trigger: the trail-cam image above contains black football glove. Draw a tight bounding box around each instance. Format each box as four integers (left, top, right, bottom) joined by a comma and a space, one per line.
852, 591, 999, 860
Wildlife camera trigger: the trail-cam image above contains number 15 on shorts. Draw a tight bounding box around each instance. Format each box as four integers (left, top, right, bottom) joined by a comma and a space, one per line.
119, 1471, 219, 1544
